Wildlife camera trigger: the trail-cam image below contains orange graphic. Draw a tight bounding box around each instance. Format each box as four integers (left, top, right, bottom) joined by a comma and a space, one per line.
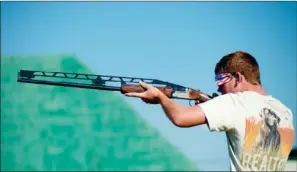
240, 110, 295, 171
278, 127, 294, 157
243, 117, 264, 152
243, 116, 295, 157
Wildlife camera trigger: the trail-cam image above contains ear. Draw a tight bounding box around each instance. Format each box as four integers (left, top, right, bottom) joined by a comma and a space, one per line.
233, 72, 244, 88
235, 72, 244, 83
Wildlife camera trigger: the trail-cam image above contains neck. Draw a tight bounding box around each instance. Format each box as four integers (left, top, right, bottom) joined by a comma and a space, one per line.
243, 84, 268, 96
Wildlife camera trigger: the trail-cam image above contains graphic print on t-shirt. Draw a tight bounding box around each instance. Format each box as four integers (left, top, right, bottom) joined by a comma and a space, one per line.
240, 108, 294, 171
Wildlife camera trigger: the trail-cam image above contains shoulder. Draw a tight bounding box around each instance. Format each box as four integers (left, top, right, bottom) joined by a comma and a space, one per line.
206, 91, 258, 105
199, 91, 269, 119
198, 92, 252, 132
267, 96, 293, 114
264, 95, 294, 125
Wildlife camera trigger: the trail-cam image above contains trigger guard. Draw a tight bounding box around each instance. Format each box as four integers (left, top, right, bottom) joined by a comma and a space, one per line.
189, 100, 198, 106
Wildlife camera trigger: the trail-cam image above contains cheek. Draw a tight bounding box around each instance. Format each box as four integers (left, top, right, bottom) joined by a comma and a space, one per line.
227, 80, 238, 92
221, 82, 237, 94
224, 83, 233, 92
220, 85, 231, 94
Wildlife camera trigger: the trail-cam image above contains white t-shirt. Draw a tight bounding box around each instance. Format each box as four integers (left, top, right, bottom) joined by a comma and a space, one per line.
199, 91, 295, 171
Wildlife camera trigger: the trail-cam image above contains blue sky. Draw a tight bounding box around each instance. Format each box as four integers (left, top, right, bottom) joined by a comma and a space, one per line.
1, 2, 296, 171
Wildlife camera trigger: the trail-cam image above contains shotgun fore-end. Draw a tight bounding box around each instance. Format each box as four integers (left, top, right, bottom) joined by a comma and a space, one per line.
120, 85, 173, 97
188, 89, 211, 102
120, 85, 212, 102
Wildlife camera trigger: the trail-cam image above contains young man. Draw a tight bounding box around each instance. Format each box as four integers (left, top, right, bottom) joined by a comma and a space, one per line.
125, 51, 295, 171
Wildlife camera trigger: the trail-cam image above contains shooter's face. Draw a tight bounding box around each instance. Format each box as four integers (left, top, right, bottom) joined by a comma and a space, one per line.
218, 78, 237, 94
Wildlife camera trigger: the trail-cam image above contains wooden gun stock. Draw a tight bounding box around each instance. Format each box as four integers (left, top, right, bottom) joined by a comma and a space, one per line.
120, 85, 173, 97
120, 84, 213, 103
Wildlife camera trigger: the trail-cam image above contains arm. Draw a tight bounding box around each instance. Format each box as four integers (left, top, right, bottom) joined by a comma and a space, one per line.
125, 81, 239, 131
157, 91, 207, 127
157, 88, 241, 131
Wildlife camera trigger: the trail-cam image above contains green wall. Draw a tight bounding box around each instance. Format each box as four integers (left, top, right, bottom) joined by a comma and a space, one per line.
1, 55, 199, 171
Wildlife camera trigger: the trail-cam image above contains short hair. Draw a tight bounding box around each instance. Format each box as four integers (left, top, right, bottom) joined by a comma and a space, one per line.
215, 51, 261, 85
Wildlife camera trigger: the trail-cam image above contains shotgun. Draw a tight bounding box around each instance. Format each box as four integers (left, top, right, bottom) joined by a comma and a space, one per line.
17, 70, 218, 106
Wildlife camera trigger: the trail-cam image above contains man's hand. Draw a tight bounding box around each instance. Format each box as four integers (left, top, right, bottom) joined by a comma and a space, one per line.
124, 81, 207, 127
124, 81, 163, 104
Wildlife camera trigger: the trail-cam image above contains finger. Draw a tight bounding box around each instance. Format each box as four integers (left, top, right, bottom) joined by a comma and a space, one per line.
124, 92, 145, 98
139, 81, 150, 89
194, 100, 200, 105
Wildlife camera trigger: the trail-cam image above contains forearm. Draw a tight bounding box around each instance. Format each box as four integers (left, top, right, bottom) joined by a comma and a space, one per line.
158, 92, 187, 126
157, 91, 207, 127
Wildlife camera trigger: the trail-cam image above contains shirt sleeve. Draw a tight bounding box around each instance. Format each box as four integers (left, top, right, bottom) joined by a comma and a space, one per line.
199, 93, 242, 132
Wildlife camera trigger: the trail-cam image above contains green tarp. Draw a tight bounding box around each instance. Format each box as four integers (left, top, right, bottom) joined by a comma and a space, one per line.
1, 55, 199, 171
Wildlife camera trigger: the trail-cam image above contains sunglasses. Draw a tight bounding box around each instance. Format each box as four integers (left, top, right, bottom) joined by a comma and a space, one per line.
215, 72, 237, 86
